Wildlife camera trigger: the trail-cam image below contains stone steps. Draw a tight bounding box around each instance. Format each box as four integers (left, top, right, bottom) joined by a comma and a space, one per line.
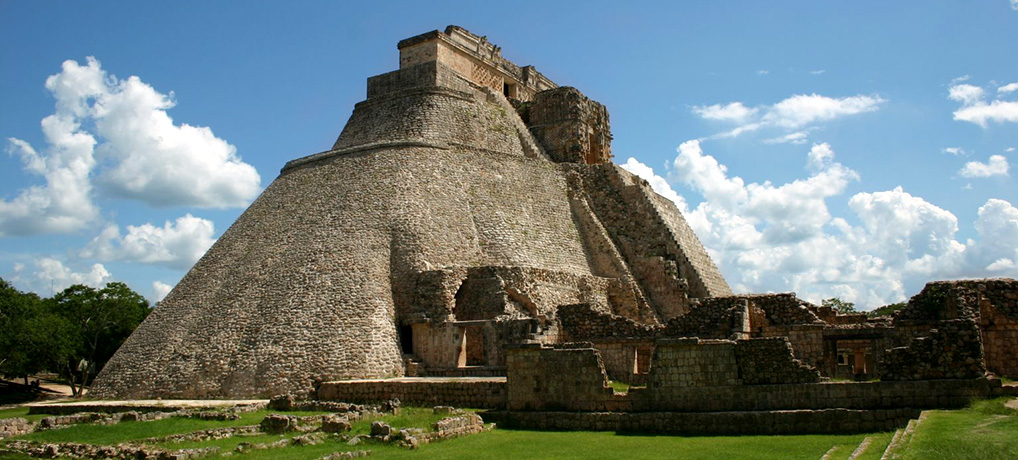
879, 411, 928, 459
818, 435, 874, 460
846, 436, 874, 460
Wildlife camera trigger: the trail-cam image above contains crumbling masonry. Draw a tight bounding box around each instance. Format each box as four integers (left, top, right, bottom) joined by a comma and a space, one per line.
93, 26, 1018, 431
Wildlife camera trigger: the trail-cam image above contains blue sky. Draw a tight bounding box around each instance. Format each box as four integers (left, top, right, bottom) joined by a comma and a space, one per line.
1, 1, 1016, 309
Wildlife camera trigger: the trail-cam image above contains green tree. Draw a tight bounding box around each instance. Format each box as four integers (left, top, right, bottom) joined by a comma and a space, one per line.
868, 301, 907, 318
0, 279, 72, 384
50, 282, 151, 396
821, 297, 857, 314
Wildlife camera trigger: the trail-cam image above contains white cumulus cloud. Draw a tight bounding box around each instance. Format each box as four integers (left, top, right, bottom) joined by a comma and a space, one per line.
3, 56, 260, 237
620, 158, 688, 212
80, 214, 216, 270
152, 281, 173, 303
959, 155, 1009, 178
950, 80, 1018, 127
2, 60, 102, 236
636, 140, 1018, 308
10, 257, 112, 295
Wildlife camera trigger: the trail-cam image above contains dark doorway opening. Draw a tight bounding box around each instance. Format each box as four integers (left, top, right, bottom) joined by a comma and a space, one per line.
399, 324, 413, 354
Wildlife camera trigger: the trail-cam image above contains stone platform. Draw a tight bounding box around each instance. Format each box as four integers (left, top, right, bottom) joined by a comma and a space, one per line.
27, 399, 268, 415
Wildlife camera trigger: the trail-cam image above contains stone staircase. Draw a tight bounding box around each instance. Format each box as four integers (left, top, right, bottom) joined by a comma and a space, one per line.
879, 411, 928, 459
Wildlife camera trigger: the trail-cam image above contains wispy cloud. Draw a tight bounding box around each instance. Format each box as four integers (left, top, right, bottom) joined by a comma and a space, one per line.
692, 93, 884, 143
998, 82, 1018, 94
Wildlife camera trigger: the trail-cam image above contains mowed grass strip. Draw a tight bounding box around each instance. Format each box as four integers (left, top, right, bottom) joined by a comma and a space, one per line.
364, 429, 868, 460
901, 398, 1018, 460
11, 409, 323, 445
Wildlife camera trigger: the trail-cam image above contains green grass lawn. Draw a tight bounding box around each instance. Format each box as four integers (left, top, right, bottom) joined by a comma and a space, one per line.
2, 400, 1016, 460
900, 398, 1018, 460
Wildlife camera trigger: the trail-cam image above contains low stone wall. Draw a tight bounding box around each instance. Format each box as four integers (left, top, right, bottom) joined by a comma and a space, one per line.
26, 401, 266, 415
485, 408, 921, 435
317, 378, 506, 409
630, 378, 992, 412
0, 417, 32, 439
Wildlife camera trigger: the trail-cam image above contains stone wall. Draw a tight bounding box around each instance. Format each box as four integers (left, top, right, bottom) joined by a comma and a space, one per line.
568, 165, 731, 320
504, 344, 619, 411
502, 340, 991, 415
0, 418, 32, 439
317, 378, 506, 410
487, 408, 921, 435
557, 303, 658, 341
734, 337, 822, 385
646, 339, 742, 388
589, 339, 654, 385
398, 26, 556, 102
981, 298, 1018, 378
881, 319, 985, 381
890, 278, 1018, 379
525, 87, 612, 164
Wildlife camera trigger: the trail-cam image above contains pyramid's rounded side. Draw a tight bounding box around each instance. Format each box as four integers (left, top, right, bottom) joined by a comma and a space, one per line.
90, 144, 593, 399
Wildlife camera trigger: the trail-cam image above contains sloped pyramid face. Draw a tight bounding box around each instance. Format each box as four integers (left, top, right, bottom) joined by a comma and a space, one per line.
92, 27, 730, 399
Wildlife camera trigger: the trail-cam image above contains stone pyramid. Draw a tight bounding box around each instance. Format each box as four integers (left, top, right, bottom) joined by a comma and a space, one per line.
92, 26, 730, 399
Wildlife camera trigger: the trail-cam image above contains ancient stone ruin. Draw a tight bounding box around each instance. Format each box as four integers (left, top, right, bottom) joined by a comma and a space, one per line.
92, 27, 1018, 432
92, 25, 730, 399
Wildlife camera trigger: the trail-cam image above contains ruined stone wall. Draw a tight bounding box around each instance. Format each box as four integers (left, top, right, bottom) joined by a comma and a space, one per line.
557, 303, 658, 341
646, 339, 741, 388
881, 319, 985, 381
489, 408, 920, 436
664, 298, 743, 339
366, 61, 476, 99
644, 338, 819, 392
0, 418, 32, 439
734, 337, 821, 385
505, 344, 617, 411
629, 378, 991, 412
502, 341, 992, 415
526, 87, 612, 164
589, 339, 654, 385
888, 278, 1018, 378
981, 298, 1018, 378
568, 165, 731, 321
317, 379, 506, 409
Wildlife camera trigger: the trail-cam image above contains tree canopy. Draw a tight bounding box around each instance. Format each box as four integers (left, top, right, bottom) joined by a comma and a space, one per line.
0, 279, 150, 395
821, 297, 857, 314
